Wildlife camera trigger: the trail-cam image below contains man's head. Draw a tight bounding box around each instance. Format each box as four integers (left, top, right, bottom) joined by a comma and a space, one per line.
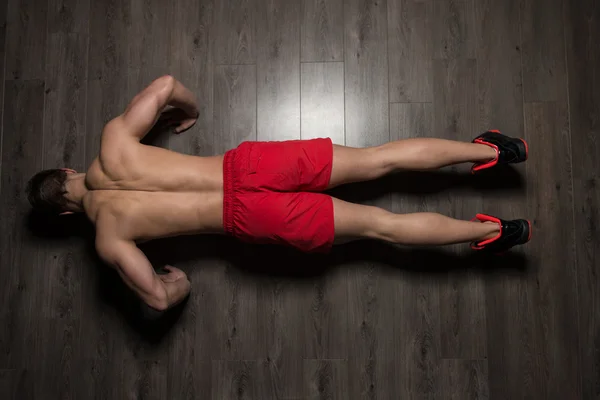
26, 168, 84, 215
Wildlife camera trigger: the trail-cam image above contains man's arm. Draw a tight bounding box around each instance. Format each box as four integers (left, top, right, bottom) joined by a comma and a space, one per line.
112, 75, 199, 140
96, 237, 191, 311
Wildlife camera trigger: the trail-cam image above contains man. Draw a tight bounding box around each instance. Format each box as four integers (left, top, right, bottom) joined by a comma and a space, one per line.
27, 75, 531, 311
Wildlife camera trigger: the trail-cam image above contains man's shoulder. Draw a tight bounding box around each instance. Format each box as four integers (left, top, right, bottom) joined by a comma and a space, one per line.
84, 192, 120, 225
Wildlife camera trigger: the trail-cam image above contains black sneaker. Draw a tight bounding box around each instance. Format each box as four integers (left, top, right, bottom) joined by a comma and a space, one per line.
472, 130, 528, 173
470, 214, 531, 253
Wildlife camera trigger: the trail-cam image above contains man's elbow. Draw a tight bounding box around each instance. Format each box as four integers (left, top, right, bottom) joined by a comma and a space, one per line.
155, 75, 176, 94
147, 290, 170, 311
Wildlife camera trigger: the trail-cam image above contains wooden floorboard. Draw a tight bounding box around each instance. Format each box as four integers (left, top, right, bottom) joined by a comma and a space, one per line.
0, 80, 45, 370
214, 0, 255, 65
214, 64, 257, 152
300, 61, 345, 143
520, 0, 568, 102
388, 0, 432, 103
0, 0, 595, 398
304, 359, 349, 399
301, 0, 344, 62
5, 0, 47, 80
432, 0, 475, 60
524, 101, 580, 399
440, 359, 489, 400
212, 360, 258, 400
256, 0, 300, 141
0, 370, 16, 400
47, 0, 89, 34
0, 0, 7, 196
565, 0, 600, 399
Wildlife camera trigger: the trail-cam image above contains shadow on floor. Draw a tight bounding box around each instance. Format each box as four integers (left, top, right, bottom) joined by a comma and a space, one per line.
25, 167, 529, 343
328, 165, 525, 201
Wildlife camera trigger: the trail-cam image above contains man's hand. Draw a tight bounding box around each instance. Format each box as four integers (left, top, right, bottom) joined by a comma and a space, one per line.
115, 75, 200, 140
159, 265, 191, 302
159, 265, 189, 283
157, 108, 198, 134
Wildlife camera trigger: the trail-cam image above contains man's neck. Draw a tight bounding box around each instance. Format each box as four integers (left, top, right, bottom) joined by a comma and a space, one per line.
65, 174, 88, 211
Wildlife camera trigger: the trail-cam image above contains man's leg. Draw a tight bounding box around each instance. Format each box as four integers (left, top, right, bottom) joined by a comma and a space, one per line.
329, 138, 496, 188
333, 197, 531, 252
333, 197, 499, 246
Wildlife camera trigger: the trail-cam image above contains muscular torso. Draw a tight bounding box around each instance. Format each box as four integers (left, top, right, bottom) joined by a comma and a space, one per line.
82, 128, 225, 243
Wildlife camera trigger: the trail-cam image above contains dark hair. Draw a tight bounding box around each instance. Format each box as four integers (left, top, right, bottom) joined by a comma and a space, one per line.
26, 169, 70, 214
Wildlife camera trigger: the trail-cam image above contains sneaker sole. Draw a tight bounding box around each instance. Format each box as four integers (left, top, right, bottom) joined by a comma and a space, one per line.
519, 138, 529, 161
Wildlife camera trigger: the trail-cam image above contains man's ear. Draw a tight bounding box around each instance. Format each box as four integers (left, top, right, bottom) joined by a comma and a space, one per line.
59, 211, 74, 216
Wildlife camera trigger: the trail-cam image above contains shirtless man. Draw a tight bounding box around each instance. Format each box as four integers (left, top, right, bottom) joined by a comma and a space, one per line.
27, 75, 531, 311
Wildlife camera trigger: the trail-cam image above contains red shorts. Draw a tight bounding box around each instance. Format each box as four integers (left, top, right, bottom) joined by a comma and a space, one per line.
223, 138, 334, 253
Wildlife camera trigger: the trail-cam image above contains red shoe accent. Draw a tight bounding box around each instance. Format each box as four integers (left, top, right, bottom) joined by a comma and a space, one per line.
489, 129, 501, 133
527, 220, 532, 242
520, 138, 529, 160
472, 139, 499, 173
470, 214, 502, 250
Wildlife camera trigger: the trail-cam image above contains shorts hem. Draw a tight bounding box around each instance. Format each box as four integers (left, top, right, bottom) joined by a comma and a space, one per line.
223, 149, 235, 236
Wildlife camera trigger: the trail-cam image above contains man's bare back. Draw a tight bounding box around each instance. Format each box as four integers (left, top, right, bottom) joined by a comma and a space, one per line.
83, 131, 225, 242
27, 75, 531, 313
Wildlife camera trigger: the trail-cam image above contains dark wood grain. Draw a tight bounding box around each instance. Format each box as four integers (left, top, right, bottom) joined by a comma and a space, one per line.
5, 0, 47, 80
344, 0, 388, 148
0, 370, 16, 399
440, 359, 489, 400
520, 0, 567, 102
47, 0, 90, 34
214, 64, 257, 153
523, 101, 580, 399
388, 0, 432, 102
300, 62, 344, 144
304, 359, 349, 399
301, 0, 344, 62
212, 361, 256, 400
257, 280, 305, 399
210, 266, 260, 360
432, 0, 475, 60
256, 0, 300, 141
0, 80, 45, 340
302, 270, 348, 360
214, 0, 255, 64
0, 0, 7, 160
565, 1, 600, 398
128, 0, 172, 71
23, 318, 78, 398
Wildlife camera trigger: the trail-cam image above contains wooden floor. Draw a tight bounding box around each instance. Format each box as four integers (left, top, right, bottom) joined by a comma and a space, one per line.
0, 0, 597, 398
